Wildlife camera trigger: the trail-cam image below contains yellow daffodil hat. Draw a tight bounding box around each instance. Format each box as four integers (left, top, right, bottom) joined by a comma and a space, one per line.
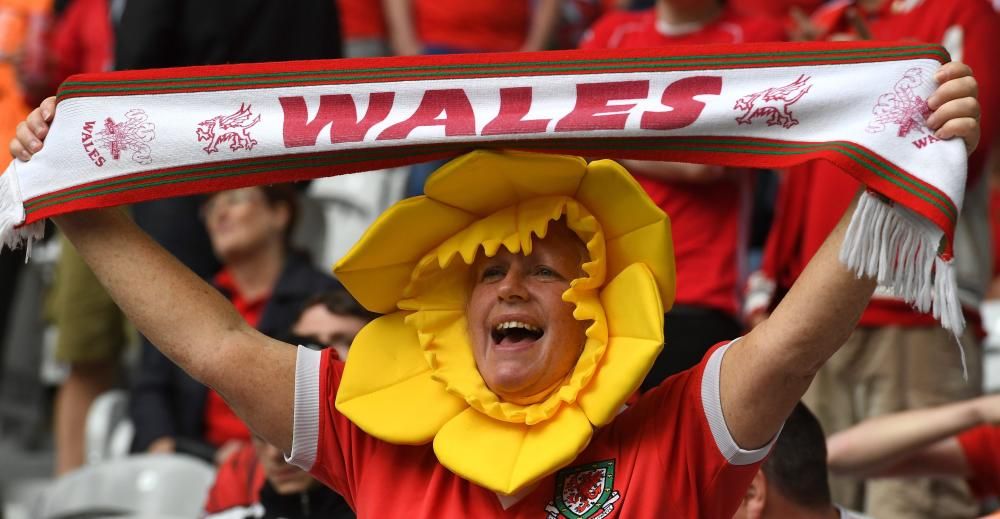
333, 150, 675, 495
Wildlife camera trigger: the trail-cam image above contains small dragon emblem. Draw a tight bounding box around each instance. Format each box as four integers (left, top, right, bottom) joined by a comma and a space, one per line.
866, 67, 932, 138
196, 103, 261, 154
734, 74, 813, 129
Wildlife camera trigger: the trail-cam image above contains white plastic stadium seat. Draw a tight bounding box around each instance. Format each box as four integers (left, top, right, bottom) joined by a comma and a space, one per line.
32, 454, 215, 518
84, 390, 132, 465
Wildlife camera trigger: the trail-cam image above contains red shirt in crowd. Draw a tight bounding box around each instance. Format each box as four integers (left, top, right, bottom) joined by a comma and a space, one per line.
579, 8, 784, 317
748, 0, 1000, 326
286, 341, 772, 518
203, 269, 265, 447
413, 0, 530, 52
957, 425, 1000, 500
336, 0, 385, 41
46, 0, 112, 85
203, 443, 267, 516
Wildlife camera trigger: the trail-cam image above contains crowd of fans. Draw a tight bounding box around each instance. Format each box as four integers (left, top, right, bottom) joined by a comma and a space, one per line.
0, 0, 998, 518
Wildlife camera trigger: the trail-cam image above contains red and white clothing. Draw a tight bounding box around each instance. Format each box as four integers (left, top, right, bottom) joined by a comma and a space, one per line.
203, 443, 267, 517
287, 341, 774, 518
203, 442, 354, 518
747, 0, 1000, 325
957, 425, 1000, 500
413, 0, 530, 52
579, 7, 785, 50
579, 8, 784, 317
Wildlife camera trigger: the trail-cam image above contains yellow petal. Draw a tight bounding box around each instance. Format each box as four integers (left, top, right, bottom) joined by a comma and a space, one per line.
605, 219, 675, 312
425, 150, 587, 217
334, 197, 477, 313
575, 159, 675, 309
336, 312, 467, 444
578, 263, 664, 426
433, 405, 593, 495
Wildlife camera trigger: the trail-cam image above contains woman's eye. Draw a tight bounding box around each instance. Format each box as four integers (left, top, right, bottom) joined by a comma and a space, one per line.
481, 266, 505, 281
534, 266, 557, 278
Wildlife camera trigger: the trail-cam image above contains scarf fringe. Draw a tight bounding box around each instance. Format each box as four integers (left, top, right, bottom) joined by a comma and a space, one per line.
0, 167, 44, 259
839, 191, 965, 337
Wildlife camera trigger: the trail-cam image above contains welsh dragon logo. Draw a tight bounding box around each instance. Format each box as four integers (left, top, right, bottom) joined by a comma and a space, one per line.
196, 103, 261, 154
734, 74, 813, 129
545, 460, 621, 519
866, 67, 932, 138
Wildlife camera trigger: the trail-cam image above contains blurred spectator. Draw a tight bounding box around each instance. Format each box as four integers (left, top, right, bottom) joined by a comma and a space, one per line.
733, 403, 871, 519
826, 393, 1000, 512
336, 0, 388, 58
987, 137, 1000, 300
113, 0, 345, 291
113, 3, 345, 465
0, 0, 50, 373
19, 0, 115, 106
556, 0, 626, 49
203, 287, 375, 519
129, 186, 340, 464
744, 2, 1000, 517
384, 0, 562, 197
25, 0, 122, 476
579, 0, 785, 386
384, 0, 561, 56
728, 0, 824, 39
115, 1, 341, 69
49, 235, 130, 475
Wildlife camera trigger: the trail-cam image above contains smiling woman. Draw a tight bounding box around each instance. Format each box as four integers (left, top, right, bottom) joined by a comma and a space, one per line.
325, 150, 675, 495
467, 219, 589, 402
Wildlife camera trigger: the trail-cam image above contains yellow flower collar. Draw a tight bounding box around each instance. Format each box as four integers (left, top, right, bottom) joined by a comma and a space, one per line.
333, 150, 675, 495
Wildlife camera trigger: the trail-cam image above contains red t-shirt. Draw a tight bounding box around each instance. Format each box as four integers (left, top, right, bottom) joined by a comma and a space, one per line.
46, 0, 112, 86
336, 0, 385, 40
957, 425, 1000, 499
413, 0, 530, 52
579, 8, 784, 317
203, 269, 267, 447
287, 341, 772, 518
203, 443, 267, 516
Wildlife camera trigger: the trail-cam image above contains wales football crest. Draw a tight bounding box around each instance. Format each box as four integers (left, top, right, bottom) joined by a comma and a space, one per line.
544, 459, 621, 519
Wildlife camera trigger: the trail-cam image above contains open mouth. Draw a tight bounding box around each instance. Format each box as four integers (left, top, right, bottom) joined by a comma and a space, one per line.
491, 320, 544, 346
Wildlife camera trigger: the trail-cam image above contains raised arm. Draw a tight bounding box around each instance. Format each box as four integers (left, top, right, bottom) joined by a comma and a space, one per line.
521, 0, 561, 52
717, 61, 982, 450
12, 98, 296, 453
825, 395, 1000, 479
383, 0, 422, 56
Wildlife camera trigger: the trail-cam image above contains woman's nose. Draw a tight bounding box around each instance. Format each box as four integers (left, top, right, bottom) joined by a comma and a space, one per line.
496, 268, 528, 301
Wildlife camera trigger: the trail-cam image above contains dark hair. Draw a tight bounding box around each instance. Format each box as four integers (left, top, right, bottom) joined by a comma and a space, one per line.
761, 402, 832, 510
259, 184, 300, 247
298, 285, 379, 323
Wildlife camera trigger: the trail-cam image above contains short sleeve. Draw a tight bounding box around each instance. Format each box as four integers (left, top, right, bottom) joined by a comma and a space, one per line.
286, 346, 357, 504
957, 425, 1000, 499
625, 340, 778, 516
699, 341, 778, 465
